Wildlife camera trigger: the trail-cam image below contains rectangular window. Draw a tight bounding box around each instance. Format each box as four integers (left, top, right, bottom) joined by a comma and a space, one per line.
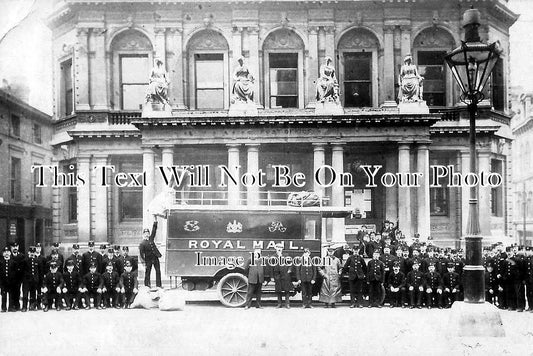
64, 164, 77, 223
429, 156, 449, 215
11, 115, 20, 137
491, 58, 504, 111
10, 157, 21, 201
417, 51, 446, 106
33, 124, 42, 144
269, 53, 298, 108
195, 53, 224, 109
120, 55, 149, 110
491, 159, 503, 217
60, 59, 73, 116
33, 163, 42, 204
118, 160, 143, 220
343, 52, 372, 107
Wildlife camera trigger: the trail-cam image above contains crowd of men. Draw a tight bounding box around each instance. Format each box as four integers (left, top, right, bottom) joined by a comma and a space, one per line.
244, 220, 533, 311
0, 241, 139, 312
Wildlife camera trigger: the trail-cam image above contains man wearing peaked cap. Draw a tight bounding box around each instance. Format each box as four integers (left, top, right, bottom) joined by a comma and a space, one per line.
9, 241, 25, 311
101, 262, 121, 309
101, 248, 116, 274
119, 260, 138, 309
82, 241, 102, 276
22, 247, 42, 312
442, 262, 460, 308
62, 259, 82, 310
66, 244, 83, 275
113, 245, 124, 276
42, 261, 64, 312
406, 260, 424, 308
0, 246, 16, 312
121, 246, 138, 277
139, 215, 162, 289
80, 262, 103, 309
387, 262, 406, 308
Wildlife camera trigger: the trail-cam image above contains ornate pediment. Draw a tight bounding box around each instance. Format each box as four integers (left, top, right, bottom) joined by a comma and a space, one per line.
263, 28, 304, 50
413, 27, 454, 49
338, 28, 379, 49
112, 30, 153, 51
188, 30, 229, 50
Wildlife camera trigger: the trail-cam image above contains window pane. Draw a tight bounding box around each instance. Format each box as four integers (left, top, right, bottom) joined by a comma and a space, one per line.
417, 51, 446, 65
11, 115, 20, 137
120, 191, 143, 219
344, 82, 371, 107
121, 56, 149, 83
196, 89, 224, 109
344, 52, 372, 81
11, 157, 21, 201
122, 85, 145, 110
419, 66, 444, 81
492, 59, 504, 111
196, 59, 224, 89
429, 156, 449, 215
423, 93, 445, 106
269, 53, 298, 68
270, 96, 297, 108
270, 69, 298, 95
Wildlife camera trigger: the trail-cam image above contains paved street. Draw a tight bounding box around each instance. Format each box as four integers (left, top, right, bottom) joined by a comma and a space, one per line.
1, 294, 533, 356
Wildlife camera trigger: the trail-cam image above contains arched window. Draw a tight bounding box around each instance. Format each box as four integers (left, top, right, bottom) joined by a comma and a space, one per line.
110, 30, 153, 110
413, 28, 455, 107
337, 28, 380, 108
262, 29, 305, 109
187, 30, 229, 110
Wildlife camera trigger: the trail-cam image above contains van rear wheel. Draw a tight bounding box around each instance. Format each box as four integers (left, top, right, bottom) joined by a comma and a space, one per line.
217, 273, 248, 307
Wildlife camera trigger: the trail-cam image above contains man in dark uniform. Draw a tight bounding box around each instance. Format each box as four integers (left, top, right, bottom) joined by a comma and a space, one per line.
272, 243, 294, 309
387, 262, 406, 308
119, 260, 138, 309
34, 242, 46, 309
10, 242, 25, 311
501, 249, 520, 311
99, 244, 108, 260
139, 216, 162, 288
244, 248, 265, 309
435, 249, 449, 276
42, 261, 63, 312
424, 262, 443, 309
113, 245, 124, 276
101, 248, 117, 274
80, 262, 103, 309
407, 260, 424, 309
380, 245, 397, 286
22, 247, 42, 312
121, 246, 138, 276
342, 245, 367, 308
48, 242, 64, 268
62, 259, 82, 310
367, 250, 385, 308
296, 248, 317, 309
65, 244, 83, 273
0, 247, 16, 312
82, 241, 102, 276
46, 249, 63, 274
525, 247, 533, 312
443, 263, 461, 308
496, 251, 508, 309
485, 261, 499, 305
101, 262, 121, 309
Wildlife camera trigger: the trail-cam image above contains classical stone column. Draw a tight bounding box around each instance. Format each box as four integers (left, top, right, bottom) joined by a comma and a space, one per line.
77, 156, 91, 242
383, 26, 396, 103
460, 150, 470, 237
232, 27, 243, 60
75, 27, 90, 111
167, 28, 186, 109
385, 152, 398, 223
324, 26, 335, 63
91, 28, 108, 110
478, 151, 491, 236
227, 144, 241, 206
416, 142, 431, 240
400, 25, 412, 61
154, 27, 166, 61
247, 27, 260, 106
398, 143, 412, 238
246, 144, 260, 206
307, 26, 319, 108
143, 147, 156, 224
93, 155, 108, 242
331, 143, 346, 243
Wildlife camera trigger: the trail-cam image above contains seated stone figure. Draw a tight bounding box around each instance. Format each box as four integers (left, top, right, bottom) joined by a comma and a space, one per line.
398, 54, 424, 103
316, 56, 339, 103
231, 56, 254, 103
145, 59, 170, 107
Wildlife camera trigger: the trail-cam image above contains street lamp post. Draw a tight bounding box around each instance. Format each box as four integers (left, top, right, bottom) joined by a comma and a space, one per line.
444, 7, 501, 304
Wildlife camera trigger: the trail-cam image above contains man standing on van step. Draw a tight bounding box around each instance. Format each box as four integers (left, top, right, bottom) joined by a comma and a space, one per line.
139, 215, 162, 289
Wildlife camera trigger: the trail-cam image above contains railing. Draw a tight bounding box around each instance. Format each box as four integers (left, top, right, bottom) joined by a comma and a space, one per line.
108, 111, 141, 125
172, 189, 329, 207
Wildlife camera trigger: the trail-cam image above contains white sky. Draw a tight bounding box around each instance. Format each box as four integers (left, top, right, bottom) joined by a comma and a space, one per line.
0, 0, 531, 115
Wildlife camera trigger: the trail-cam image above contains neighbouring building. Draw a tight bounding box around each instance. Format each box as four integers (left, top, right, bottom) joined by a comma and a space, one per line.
46, 0, 518, 260
0, 88, 54, 251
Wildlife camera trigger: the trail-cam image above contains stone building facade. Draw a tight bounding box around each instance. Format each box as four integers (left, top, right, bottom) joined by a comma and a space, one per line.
46, 0, 518, 254
0, 89, 54, 251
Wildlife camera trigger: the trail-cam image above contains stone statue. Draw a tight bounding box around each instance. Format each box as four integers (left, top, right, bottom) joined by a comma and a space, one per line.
145, 59, 170, 107
231, 56, 254, 103
316, 56, 339, 103
398, 54, 424, 102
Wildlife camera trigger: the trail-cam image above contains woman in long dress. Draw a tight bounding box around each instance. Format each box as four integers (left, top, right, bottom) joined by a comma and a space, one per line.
232, 56, 254, 103
398, 54, 423, 102
146, 59, 170, 106
315, 56, 339, 103
319, 247, 343, 308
